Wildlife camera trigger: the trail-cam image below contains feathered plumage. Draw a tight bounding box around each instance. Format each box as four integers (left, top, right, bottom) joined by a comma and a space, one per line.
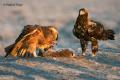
5, 25, 58, 57
73, 8, 115, 57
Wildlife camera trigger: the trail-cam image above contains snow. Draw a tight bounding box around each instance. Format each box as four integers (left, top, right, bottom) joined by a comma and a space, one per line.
0, 0, 120, 80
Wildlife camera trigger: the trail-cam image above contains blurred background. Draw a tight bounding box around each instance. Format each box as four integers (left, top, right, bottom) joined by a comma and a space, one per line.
0, 0, 120, 56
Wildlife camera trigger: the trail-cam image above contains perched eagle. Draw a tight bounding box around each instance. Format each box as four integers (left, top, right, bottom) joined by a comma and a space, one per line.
73, 8, 115, 57
4, 25, 58, 57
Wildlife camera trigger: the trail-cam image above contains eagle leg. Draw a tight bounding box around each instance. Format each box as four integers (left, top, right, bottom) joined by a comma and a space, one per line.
33, 51, 37, 57
91, 37, 98, 57
80, 39, 88, 56
25, 43, 37, 57
17, 43, 37, 57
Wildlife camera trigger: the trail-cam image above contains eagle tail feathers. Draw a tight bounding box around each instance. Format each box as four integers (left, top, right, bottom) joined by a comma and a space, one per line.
4, 44, 14, 57
102, 29, 115, 40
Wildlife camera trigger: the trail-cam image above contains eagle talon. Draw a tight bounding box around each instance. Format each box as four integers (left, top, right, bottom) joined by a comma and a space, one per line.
92, 52, 96, 57
33, 51, 37, 57
82, 53, 86, 56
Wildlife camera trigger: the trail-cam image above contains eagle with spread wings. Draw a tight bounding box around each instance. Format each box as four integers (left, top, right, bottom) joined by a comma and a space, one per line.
4, 25, 58, 57
73, 8, 115, 57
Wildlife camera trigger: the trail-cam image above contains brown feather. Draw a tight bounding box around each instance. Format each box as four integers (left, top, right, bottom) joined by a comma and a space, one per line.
73, 8, 115, 57
5, 25, 58, 57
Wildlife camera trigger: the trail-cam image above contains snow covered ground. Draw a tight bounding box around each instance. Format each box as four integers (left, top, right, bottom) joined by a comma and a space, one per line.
0, 51, 120, 80
0, 0, 120, 80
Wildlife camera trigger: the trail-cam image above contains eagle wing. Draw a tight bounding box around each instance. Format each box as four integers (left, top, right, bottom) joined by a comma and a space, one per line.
5, 25, 58, 57
4, 25, 37, 57
15, 25, 37, 43
87, 20, 105, 40
11, 28, 40, 57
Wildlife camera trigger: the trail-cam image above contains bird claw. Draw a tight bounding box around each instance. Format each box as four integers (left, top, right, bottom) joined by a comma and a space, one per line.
82, 53, 86, 56
92, 53, 96, 57
33, 51, 37, 57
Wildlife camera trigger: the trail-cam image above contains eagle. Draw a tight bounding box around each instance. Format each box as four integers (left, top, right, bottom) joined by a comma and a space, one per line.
4, 25, 58, 57
73, 8, 115, 57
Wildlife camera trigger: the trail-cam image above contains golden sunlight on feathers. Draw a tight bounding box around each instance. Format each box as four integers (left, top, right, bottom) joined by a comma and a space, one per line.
5, 25, 58, 57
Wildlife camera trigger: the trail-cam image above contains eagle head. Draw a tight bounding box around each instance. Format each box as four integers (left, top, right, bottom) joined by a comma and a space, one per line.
79, 8, 88, 16
49, 26, 58, 41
